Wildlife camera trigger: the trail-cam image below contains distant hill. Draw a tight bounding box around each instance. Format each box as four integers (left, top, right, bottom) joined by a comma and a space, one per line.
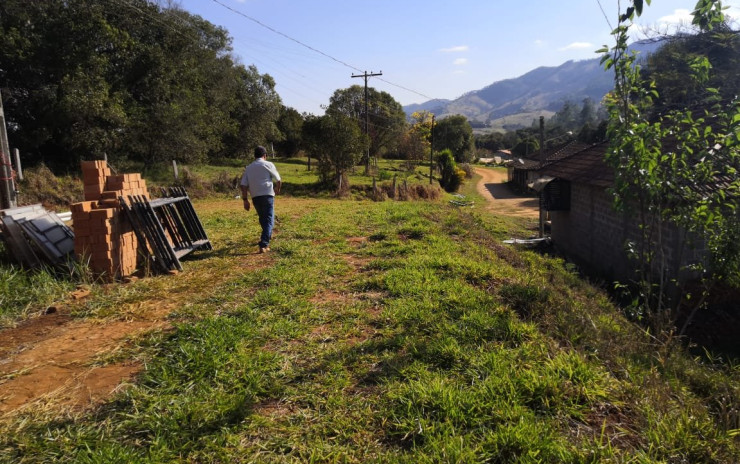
403, 99, 452, 116
404, 40, 663, 130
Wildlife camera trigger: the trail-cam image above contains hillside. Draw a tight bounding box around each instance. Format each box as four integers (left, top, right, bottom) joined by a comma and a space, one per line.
406, 40, 664, 129
1, 161, 738, 462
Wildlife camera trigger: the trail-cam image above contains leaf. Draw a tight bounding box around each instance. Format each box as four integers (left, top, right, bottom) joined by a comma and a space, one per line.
634, 0, 643, 16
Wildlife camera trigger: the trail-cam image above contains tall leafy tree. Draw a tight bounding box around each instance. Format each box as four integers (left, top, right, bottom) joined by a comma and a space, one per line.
274, 106, 304, 157
0, 0, 281, 170
642, 23, 740, 113
400, 111, 433, 169
433, 115, 474, 163
219, 65, 281, 160
302, 113, 368, 192
601, 0, 740, 330
1, 0, 130, 168
327, 85, 406, 169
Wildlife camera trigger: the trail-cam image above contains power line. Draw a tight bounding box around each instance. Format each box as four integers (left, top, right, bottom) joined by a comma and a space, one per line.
209, 0, 436, 104
211, 0, 363, 72
595, 0, 614, 31
377, 78, 435, 101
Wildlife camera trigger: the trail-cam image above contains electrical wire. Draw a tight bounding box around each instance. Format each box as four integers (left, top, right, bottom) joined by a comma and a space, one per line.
209, 0, 437, 105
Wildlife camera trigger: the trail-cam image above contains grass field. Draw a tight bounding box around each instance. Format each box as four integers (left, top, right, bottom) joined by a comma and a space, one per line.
1, 160, 739, 462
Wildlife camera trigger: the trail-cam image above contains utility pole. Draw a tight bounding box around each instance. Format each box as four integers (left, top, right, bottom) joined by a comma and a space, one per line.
429, 114, 435, 184
0, 90, 17, 210
538, 116, 545, 238
351, 70, 382, 175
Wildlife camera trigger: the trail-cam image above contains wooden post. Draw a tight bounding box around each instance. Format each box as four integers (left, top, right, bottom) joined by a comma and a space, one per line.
13, 148, 23, 181
0, 90, 17, 209
172, 160, 179, 180
429, 114, 435, 184
538, 116, 545, 238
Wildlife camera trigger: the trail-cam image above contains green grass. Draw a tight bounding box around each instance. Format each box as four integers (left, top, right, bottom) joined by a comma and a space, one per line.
0, 264, 78, 327
1, 163, 739, 462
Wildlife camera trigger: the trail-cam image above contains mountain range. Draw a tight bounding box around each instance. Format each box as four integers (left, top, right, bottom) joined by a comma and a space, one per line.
403, 41, 662, 130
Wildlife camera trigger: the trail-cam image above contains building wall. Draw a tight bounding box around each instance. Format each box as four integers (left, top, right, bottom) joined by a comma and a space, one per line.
551, 183, 631, 282
551, 182, 705, 285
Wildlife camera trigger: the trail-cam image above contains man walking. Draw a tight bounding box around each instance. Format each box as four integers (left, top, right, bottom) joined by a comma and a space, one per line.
240, 146, 281, 253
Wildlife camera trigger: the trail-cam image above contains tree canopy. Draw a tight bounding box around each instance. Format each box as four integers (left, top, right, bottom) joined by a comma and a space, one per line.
0, 0, 282, 170
602, 0, 740, 328
326, 85, 406, 167
433, 115, 474, 163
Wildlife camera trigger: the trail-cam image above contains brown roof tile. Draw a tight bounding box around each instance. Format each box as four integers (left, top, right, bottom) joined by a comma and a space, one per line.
539, 142, 613, 188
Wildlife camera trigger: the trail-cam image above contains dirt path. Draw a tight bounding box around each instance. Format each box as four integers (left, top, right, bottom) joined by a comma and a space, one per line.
474, 167, 539, 217
0, 297, 173, 416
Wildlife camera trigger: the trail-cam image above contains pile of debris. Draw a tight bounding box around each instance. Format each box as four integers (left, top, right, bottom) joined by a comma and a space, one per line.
0, 204, 74, 268
0, 161, 211, 279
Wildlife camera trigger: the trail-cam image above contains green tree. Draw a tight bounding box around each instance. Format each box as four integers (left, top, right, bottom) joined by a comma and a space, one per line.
219, 65, 281, 160
642, 24, 740, 113
0, 0, 281, 170
433, 115, 474, 163
475, 131, 505, 152
601, 0, 740, 331
327, 85, 406, 171
274, 106, 304, 157
400, 111, 433, 169
511, 137, 539, 158
302, 113, 368, 192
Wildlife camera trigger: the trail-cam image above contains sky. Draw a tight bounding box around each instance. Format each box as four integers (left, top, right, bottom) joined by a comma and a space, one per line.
174, 0, 740, 115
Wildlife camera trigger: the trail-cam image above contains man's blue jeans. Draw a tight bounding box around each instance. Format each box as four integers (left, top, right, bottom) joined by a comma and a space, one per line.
252, 195, 275, 248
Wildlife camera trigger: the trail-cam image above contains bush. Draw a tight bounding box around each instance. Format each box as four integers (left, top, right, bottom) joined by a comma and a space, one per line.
17, 164, 83, 209
436, 150, 465, 193
459, 163, 474, 179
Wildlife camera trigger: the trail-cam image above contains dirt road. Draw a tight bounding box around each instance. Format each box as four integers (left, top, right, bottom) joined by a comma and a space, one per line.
474, 167, 539, 217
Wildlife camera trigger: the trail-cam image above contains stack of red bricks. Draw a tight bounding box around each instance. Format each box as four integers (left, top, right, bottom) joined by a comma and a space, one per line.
71, 161, 150, 280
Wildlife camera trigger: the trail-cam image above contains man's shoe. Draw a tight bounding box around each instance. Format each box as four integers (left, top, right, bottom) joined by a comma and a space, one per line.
259, 247, 270, 253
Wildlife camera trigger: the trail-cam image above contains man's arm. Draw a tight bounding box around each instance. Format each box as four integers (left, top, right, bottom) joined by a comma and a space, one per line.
274, 180, 282, 195
240, 185, 250, 211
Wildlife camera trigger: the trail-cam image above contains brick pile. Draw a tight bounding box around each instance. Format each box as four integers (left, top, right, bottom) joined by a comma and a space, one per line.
71, 161, 149, 280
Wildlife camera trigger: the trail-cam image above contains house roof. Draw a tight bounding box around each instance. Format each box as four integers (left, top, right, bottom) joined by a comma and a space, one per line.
512, 140, 594, 172
538, 142, 613, 188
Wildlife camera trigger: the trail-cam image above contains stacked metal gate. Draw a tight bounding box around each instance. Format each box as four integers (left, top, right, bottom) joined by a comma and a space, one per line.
120, 187, 212, 273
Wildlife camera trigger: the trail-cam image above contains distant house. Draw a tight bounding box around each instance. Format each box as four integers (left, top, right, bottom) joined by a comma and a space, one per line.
495, 149, 513, 161
536, 142, 704, 287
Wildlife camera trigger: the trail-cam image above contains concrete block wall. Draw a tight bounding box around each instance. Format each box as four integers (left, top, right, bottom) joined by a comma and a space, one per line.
551, 182, 704, 285
72, 161, 149, 280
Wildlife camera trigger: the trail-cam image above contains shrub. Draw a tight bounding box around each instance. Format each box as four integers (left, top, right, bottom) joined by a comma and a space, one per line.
17, 164, 83, 209
459, 163, 474, 179
436, 149, 465, 193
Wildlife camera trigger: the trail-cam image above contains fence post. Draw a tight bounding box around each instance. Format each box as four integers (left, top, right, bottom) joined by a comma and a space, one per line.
172, 160, 179, 180
14, 148, 23, 181
0, 90, 17, 209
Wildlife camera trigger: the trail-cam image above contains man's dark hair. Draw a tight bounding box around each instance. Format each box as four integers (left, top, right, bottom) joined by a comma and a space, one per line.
255, 146, 268, 158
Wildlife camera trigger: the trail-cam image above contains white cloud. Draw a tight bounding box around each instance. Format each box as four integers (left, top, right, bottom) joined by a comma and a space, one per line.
559, 42, 593, 51
453, 58, 468, 65
439, 45, 469, 53
657, 9, 693, 25
534, 39, 546, 47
